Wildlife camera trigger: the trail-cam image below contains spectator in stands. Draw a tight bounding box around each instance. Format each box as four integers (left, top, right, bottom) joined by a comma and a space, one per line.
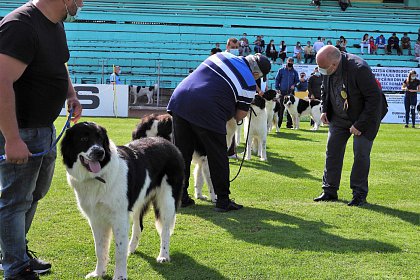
401, 70, 420, 128
369, 36, 377, 55
0, 1, 83, 279
314, 45, 387, 206
260, 35, 266, 52
311, 0, 321, 10
275, 57, 299, 128
400, 32, 412, 56
375, 34, 386, 50
226, 37, 240, 56
254, 35, 263, 53
210, 43, 222, 55
278, 41, 288, 64
415, 40, 420, 64
239, 33, 251, 56
293, 42, 303, 64
110, 65, 122, 85
167, 53, 271, 211
313, 37, 324, 54
326, 40, 333, 46
338, 0, 352, 11
386, 33, 402, 55
339, 36, 347, 52
266, 39, 278, 63
335, 40, 341, 51
361, 33, 370, 55
296, 72, 308, 91
304, 41, 315, 64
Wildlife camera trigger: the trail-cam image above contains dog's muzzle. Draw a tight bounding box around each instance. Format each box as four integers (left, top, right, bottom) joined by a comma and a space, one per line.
80, 147, 105, 174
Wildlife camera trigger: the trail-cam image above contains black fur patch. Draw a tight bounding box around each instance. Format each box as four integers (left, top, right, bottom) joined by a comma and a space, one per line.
310, 99, 321, 108
132, 114, 172, 141
252, 95, 266, 109
263, 89, 277, 101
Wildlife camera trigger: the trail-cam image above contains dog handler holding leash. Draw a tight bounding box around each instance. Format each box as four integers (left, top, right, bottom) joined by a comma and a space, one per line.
0, 0, 82, 279
167, 52, 271, 212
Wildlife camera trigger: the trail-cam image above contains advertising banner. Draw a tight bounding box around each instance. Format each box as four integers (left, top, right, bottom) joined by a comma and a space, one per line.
60, 84, 128, 117
383, 94, 420, 124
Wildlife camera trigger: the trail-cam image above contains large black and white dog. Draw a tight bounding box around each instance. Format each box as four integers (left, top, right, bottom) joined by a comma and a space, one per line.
132, 114, 237, 203
61, 122, 184, 280
283, 95, 322, 130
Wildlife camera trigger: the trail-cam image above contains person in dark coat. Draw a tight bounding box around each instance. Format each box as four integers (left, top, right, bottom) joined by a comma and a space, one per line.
313, 46, 388, 206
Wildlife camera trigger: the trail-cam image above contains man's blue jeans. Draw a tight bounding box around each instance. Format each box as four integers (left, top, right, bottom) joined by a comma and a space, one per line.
0, 126, 56, 277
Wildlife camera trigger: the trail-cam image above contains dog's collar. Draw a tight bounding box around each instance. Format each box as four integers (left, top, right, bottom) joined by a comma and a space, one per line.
95, 176, 106, 184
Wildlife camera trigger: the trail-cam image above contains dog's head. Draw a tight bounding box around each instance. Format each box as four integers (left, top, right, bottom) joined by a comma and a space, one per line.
283, 95, 296, 107
61, 122, 111, 174
263, 89, 277, 101
132, 113, 172, 141
252, 94, 266, 109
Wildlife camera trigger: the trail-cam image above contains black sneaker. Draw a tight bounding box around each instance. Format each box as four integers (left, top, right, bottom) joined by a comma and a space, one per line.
26, 249, 51, 274
4, 266, 39, 280
214, 199, 243, 212
181, 195, 195, 208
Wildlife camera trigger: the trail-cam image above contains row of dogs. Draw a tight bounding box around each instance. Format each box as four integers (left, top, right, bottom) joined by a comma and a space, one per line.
59, 92, 321, 279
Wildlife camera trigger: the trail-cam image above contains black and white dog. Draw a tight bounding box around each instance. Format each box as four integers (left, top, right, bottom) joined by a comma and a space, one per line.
61, 122, 184, 280
132, 114, 237, 203
128, 84, 158, 105
244, 90, 277, 161
283, 95, 322, 130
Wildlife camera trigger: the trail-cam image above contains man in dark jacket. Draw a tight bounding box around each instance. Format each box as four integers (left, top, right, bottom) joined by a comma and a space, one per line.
313, 46, 387, 206
386, 33, 402, 55
275, 57, 299, 128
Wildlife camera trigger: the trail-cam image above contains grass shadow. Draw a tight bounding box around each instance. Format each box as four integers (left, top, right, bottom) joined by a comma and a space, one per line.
229, 150, 319, 181
183, 204, 401, 253
133, 252, 228, 280
271, 130, 322, 142
365, 203, 419, 226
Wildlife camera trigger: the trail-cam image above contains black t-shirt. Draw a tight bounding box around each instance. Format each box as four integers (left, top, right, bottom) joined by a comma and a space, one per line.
404, 78, 420, 91
0, 3, 70, 128
210, 47, 222, 55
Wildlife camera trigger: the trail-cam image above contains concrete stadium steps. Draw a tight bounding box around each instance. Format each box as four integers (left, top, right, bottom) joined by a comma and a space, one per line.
1, 0, 419, 87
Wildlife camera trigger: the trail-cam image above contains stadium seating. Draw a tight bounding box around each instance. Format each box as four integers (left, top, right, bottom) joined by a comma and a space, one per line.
1, 0, 419, 89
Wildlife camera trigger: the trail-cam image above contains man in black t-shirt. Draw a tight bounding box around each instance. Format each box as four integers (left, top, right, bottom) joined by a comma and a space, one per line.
210, 43, 222, 55
0, 1, 83, 279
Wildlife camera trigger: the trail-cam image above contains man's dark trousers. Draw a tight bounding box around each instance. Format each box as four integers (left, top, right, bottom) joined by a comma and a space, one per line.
172, 114, 230, 200
278, 90, 293, 128
322, 123, 374, 198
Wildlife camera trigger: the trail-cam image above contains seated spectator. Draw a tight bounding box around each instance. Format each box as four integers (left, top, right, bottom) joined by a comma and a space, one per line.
210, 43, 222, 55
387, 33, 402, 55
335, 40, 341, 50
338, 0, 351, 11
339, 36, 347, 52
304, 41, 315, 64
254, 35, 263, 53
295, 72, 308, 91
293, 42, 303, 63
239, 33, 251, 56
278, 40, 287, 63
311, 0, 321, 10
326, 40, 333, 46
401, 32, 412, 56
226, 37, 240, 56
313, 37, 324, 54
260, 35, 266, 52
375, 34, 386, 50
361, 33, 370, 54
415, 40, 420, 64
266, 39, 278, 63
369, 36, 377, 55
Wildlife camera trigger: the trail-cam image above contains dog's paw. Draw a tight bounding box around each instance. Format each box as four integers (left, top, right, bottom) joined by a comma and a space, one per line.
156, 256, 170, 263
196, 194, 208, 201
85, 271, 105, 279
260, 157, 267, 161
112, 276, 127, 280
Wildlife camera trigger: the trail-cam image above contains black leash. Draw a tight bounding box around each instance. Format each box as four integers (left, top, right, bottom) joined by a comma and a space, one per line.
229, 107, 255, 183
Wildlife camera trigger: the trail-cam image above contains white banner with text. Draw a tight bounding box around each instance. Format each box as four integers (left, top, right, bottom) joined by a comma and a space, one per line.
60, 84, 128, 117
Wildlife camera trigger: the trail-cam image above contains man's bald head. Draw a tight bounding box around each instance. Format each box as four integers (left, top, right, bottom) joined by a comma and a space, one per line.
316, 45, 342, 76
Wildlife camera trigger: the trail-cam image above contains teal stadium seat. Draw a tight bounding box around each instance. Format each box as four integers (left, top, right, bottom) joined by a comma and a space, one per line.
1, 0, 419, 88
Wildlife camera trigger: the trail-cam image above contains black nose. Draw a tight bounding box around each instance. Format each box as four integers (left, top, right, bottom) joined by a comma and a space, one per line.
91, 148, 105, 160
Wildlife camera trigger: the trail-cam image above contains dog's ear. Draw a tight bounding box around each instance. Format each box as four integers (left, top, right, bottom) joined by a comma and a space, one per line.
263, 89, 277, 101
61, 126, 76, 168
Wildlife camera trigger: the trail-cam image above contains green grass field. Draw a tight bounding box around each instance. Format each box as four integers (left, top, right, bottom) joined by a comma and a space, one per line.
4, 117, 419, 280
